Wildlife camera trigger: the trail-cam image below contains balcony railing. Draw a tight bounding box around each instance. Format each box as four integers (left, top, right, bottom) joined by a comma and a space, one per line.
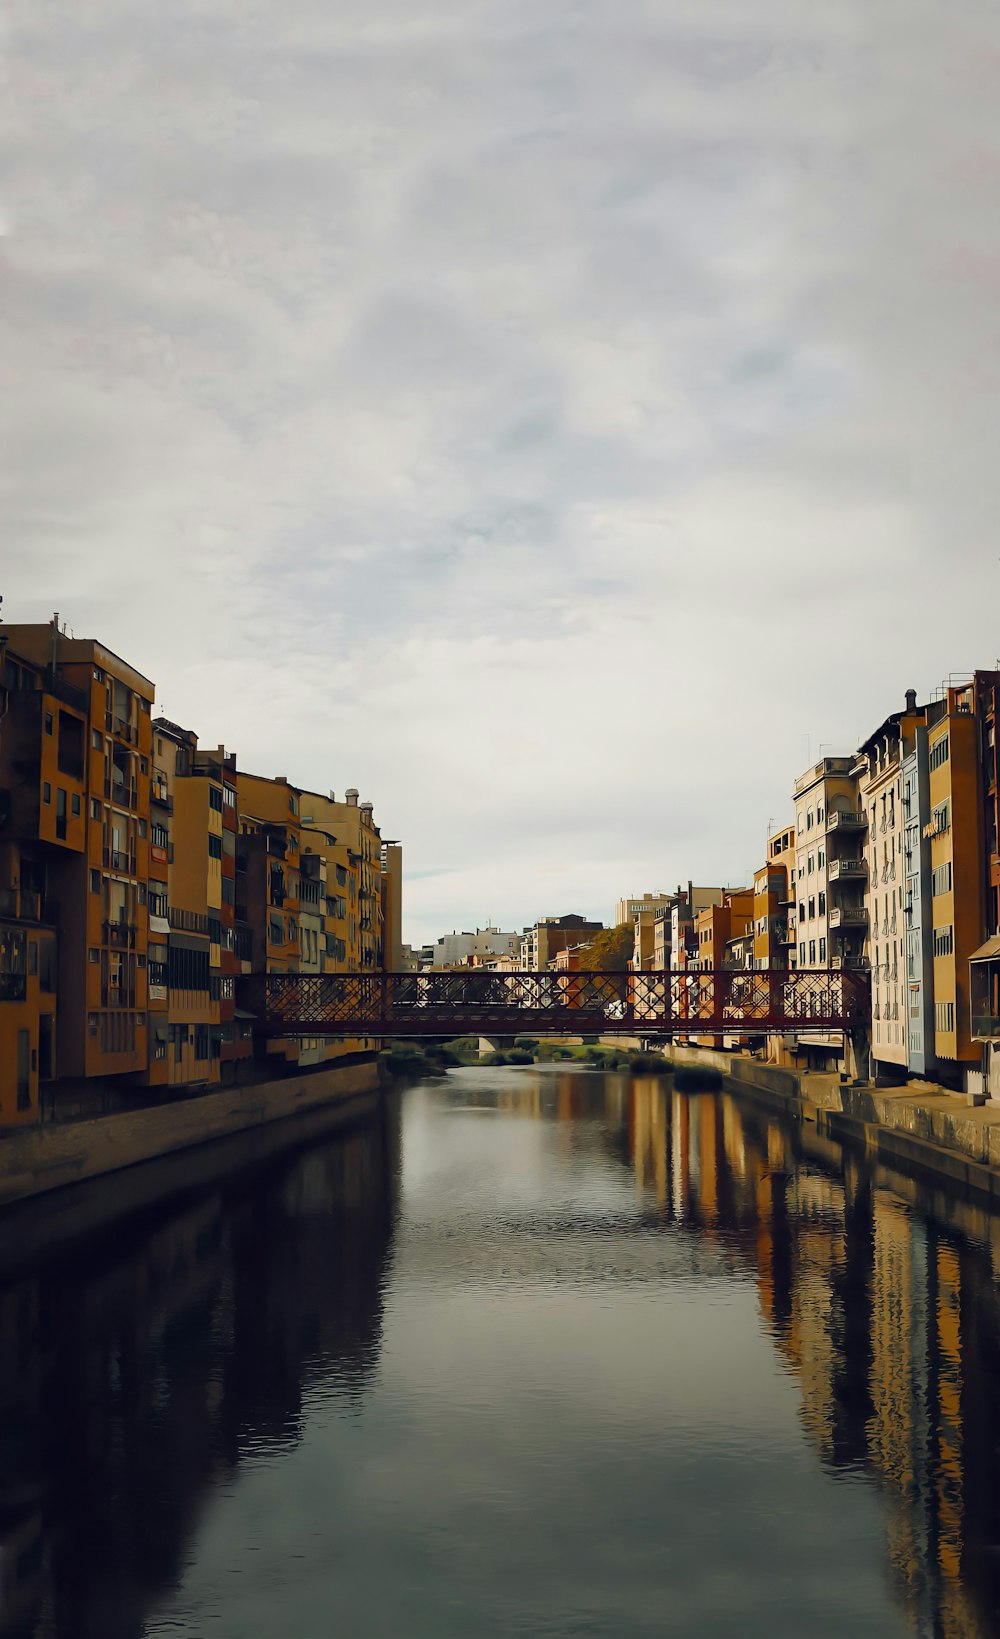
114, 717, 137, 745
151, 783, 173, 810
829, 906, 869, 928
828, 859, 867, 882
104, 920, 137, 948
827, 811, 865, 831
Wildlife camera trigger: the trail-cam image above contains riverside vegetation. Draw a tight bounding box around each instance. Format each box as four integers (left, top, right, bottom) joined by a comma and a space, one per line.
379, 1038, 673, 1078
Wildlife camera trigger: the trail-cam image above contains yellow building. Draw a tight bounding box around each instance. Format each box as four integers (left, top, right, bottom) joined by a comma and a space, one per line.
927, 682, 987, 1087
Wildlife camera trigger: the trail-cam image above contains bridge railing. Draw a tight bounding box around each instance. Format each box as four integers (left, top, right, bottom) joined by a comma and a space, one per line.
236, 968, 870, 1037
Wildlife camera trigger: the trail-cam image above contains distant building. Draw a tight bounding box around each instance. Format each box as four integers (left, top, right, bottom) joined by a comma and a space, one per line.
431, 926, 520, 968
519, 914, 604, 971
615, 893, 673, 929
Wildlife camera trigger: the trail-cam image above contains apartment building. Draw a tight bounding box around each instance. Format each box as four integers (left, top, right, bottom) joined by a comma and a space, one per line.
753, 826, 796, 972
971, 673, 1000, 1097
519, 914, 603, 971
858, 692, 927, 1082
693, 889, 753, 1046
149, 720, 235, 1088
925, 680, 992, 1091
791, 757, 866, 1070
1, 621, 154, 1096
670, 886, 724, 972
615, 893, 673, 929
430, 926, 520, 969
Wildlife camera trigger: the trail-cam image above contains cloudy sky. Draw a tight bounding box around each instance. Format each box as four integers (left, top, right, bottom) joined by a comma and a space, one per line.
4, 0, 999, 944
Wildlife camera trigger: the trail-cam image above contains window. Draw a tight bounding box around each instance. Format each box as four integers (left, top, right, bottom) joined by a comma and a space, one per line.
209, 786, 223, 812
208, 834, 223, 859
799, 901, 806, 921
933, 924, 954, 957
151, 822, 168, 850
809, 939, 816, 964
817, 891, 825, 915
799, 942, 806, 966
817, 804, 824, 821
44, 711, 53, 735
194, 1026, 210, 1060
138, 818, 147, 838
929, 735, 950, 771
932, 800, 950, 834
935, 1000, 955, 1033
818, 849, 825, 868
71, 793, 81, 816
89, 947, 100, 963
808, 897, 815, 919
91, 798, 101, 820
223, 784, 236, 808
90, 868, 101, 894
932, 862, 953, 896
807, 854, 814, 874
43, 782, 51, 804
27, 941, 37, 976
806, 810, 813, 830
92, 729, 103, 750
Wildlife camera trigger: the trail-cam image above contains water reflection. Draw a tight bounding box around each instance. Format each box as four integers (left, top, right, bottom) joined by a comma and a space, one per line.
5, 1072, 1000, 1637
0, 1107, 400, 1639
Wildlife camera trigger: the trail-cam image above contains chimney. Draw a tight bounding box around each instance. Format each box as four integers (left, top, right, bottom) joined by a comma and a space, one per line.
328, 790, 336, 803
345, 788, 359, 807
905, 688, 917, 712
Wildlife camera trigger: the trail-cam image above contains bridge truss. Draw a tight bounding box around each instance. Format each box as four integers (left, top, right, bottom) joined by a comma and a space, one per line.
237, 968, 869, 1039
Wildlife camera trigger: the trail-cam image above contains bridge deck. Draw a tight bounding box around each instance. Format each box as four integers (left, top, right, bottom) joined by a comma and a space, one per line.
236, 968, 869, 1038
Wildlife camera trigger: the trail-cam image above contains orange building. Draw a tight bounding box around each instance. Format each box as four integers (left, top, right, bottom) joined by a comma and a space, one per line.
926, 679, 991, 1087
1, 621, 154, 1102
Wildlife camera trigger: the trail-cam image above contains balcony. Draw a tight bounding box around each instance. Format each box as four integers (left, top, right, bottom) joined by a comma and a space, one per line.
104, 920, 137, 948
151, 782, 173, 811
831, 954, 870, 971
828, 906, 868, 928
828, 858, 867, 882
827, 811, 865, 832
113, 717, 137, 745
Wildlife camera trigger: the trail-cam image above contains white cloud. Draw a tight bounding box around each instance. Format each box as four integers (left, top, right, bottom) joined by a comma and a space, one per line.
4, 0, 999, 942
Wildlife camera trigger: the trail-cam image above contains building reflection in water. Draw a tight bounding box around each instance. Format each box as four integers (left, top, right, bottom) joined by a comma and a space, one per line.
623, 1077, 1000, 1639
485, 1070, 1000, 1639
0, 1102, 400, 1639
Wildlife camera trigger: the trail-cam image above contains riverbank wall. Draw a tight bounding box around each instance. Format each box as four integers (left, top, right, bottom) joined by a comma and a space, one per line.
0, 1056, 383, 1221
646, 1041, 1000, 1208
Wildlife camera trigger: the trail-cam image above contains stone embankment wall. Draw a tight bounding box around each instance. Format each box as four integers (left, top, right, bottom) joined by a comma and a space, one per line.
0, 1057, 382, 1214
659, 1044, 1000, 1208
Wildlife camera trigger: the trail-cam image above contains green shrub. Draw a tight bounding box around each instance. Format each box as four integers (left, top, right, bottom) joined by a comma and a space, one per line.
486, 1050, 509, 1066
514, 1037, 539, 1050
628, 1052, 669, 1074
505, 1048, 534, 1065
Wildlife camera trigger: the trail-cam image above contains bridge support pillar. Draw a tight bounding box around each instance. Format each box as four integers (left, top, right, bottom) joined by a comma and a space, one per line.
846, 1026, 871, 1085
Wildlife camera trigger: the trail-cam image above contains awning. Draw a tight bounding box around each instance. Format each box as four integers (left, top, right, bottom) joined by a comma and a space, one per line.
149, 915, 170, 936
969, 935, 1000, 963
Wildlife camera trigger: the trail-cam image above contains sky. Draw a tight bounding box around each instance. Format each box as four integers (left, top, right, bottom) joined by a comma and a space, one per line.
4, 0, 1000, 946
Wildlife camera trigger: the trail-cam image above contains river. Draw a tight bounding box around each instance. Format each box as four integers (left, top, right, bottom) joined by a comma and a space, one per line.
3, 1065, 1000, 1638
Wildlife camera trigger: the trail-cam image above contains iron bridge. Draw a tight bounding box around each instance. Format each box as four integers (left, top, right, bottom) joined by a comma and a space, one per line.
237, 968, 869, 1039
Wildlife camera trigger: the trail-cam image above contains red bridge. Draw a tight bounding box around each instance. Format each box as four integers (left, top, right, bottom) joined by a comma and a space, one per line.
237, 968, 869, 1039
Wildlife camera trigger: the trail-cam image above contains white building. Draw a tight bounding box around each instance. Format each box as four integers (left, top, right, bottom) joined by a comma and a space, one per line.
430, 926, 521, 968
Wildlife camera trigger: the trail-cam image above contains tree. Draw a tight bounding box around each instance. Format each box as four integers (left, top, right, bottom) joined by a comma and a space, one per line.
579, 923, 634, 971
